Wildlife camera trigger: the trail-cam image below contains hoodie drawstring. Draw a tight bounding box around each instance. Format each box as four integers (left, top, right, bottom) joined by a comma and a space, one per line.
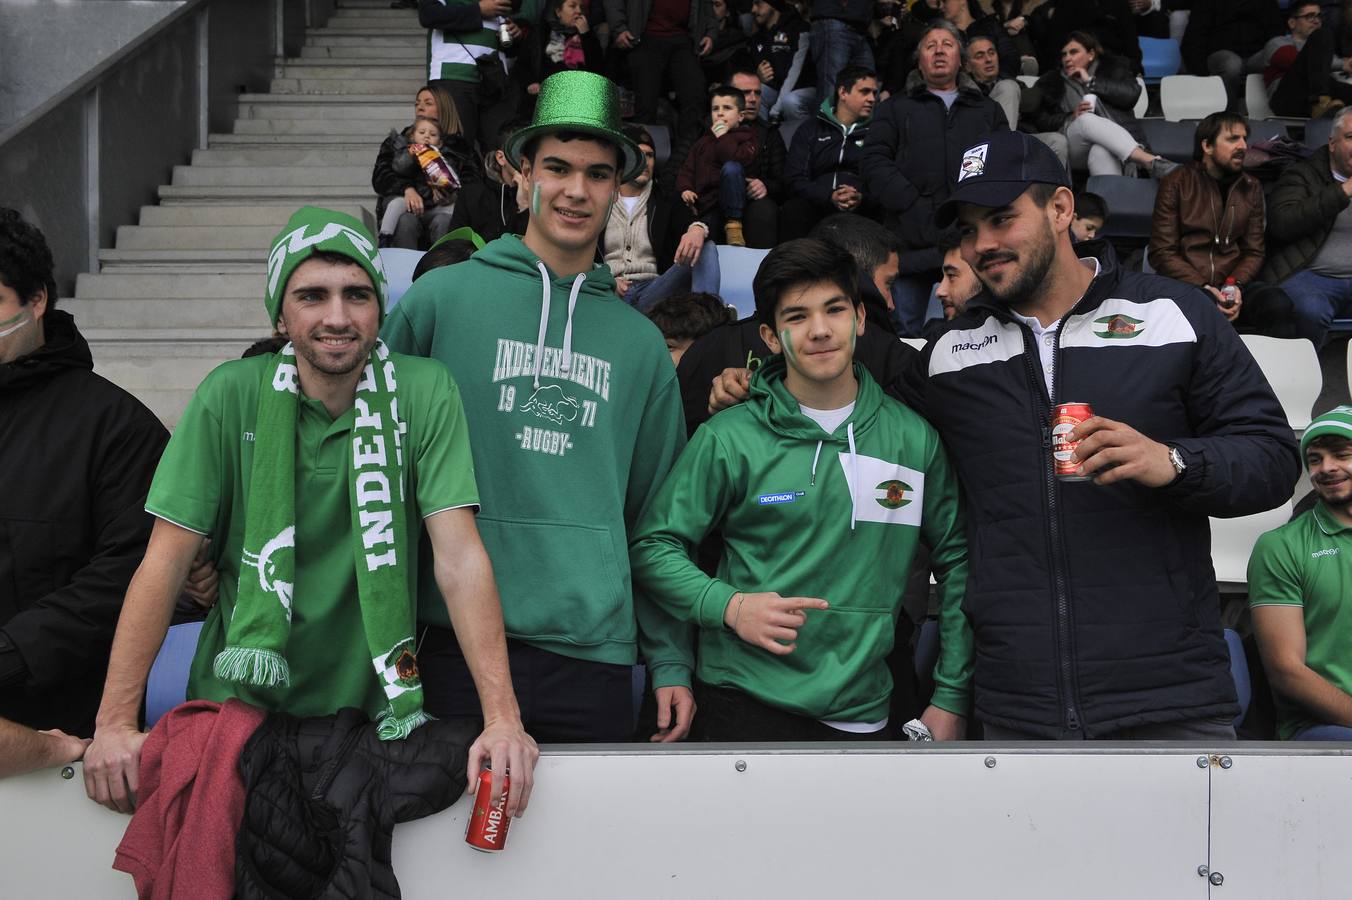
532, 263, 586, 386
561, 274, 584, 374
810, 440, 823, 486
846, 422, 858, 532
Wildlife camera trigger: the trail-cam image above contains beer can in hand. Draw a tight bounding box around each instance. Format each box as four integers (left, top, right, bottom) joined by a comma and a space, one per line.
466, 768, 511, 852
1051, 402, 1094, 482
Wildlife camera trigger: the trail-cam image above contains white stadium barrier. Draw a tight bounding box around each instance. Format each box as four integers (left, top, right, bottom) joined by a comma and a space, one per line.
4, 745, 1352, 899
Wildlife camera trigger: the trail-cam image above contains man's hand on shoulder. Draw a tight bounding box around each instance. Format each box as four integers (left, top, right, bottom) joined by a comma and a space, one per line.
708, 367, 752, 415
1070, 416, 1177, 488
649, 685, 696, 742
468, 714, 540, 818
83, 723, 148, 813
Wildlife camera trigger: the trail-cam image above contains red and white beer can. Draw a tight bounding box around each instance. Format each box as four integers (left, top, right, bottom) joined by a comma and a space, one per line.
465, 768, 511, 852
1051, 402, 1094, 482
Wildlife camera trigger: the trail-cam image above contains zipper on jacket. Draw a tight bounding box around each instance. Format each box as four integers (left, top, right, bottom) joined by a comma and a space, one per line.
310, 722, 366, 802
1021, 321, 1083, 735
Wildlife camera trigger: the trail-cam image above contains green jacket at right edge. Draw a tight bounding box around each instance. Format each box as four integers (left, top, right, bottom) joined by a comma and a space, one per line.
630, 357, 972, 723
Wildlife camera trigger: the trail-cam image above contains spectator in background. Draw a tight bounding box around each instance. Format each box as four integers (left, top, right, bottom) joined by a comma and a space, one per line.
989, 0, 1049, 70
728, 67, 791, 247
1263, 106, 1352, 347
0, 209, 171, 740
1128, 0, 1174, 40
419, 0, 533, 152
677, 86, 760, 245
966, 33, 1070, 168
605, 125, 721, 309
749, 0, 817, 122
934, 227, 982, 321
1038, 0, 1143, 75
1027, 32, 1177, 179
781, 66, 878, 240
1072, 190, 1107, 240
606, 0, 716, 139
701, 0, 750, 85
646, 291, 737, 364
1148, 112, 1294, 335
809, 0, 875, 102
448, 119, 531, 242
1249, 408, 1352, 742
860, 19, 1008, 337
1261, 2, 1352, 119
376, 117, 461, 248
1181, 0, 1285, 111
372, 85, 478, 248
513, 0, 604, 117
924, 0, 1022, 81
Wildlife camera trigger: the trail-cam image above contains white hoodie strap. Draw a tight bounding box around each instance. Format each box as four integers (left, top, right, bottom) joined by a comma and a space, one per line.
561, 273, 584, 374
846, 422, 858, 532
810, 440, 823, 486
533, 261, 552, 389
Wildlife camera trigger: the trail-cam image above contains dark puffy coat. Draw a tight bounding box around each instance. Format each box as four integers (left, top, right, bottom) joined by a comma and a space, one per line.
235, 709, 476, 900
0, 310, 167, 735
666, 119, 788, 204
1181, 0, 1285, 76
675, 125, 760, 217
371, 128, 479, 221
447, 179, 529, 243
1260, 145, 1349, 284
1148, 162, 1266, 287
859, 72, 1008, 272
785, 102, 872, 213
898, 243, 1298, 737
1026, 53, 1144, 145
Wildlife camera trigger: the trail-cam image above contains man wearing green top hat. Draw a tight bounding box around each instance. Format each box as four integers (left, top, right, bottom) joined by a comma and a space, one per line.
1249, 406, 1352, 741
383, 70, 697, 743
84, 207, 537, 816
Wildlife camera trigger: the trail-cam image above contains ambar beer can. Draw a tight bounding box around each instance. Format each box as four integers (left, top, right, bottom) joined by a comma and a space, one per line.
1051, 402, 1094, 481
466, 768, 511, 852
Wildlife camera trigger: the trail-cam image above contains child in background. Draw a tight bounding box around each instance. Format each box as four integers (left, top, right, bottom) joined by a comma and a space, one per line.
1072, 191, 1108, 241
645, 292, 737, 366
378, 116, 461, 248
677, 87, 759, 246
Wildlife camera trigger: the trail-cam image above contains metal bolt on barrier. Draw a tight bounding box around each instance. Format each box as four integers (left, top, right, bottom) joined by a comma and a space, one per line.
1197, 865, 1209, 878
984, 756, 997, 768
60, 767, 75, 780
1210, 872, 1225, 886
734, 760, 747, 773
1220, 756, 1233, 769
1196, 756, 1209, 768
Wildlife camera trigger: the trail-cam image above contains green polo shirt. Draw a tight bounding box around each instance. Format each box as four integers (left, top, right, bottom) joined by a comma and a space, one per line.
146, 353, 478, 719
1247, 503, 1352, 739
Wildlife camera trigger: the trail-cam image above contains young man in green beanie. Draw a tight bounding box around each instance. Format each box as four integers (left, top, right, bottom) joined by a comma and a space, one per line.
84, 207, 536, 815
630, 238, 972, 741
382, 70, 696, 743
1249, 406, 1352, 741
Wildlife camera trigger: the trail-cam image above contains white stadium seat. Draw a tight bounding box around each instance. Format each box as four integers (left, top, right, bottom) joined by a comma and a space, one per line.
715, 245, 770, 319
1134, 76, 1148, 119
1211, 500, 1294, 585
1245, 73, 1273, 120
1160, 74, 1227, 121
1018, 74, 1038, 89
1242, 335, 1320, 431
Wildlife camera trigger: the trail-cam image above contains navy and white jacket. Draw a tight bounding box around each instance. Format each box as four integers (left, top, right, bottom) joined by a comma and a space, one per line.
898, 244, 1298, 737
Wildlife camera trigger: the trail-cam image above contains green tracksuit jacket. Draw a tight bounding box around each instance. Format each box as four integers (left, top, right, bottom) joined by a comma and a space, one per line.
630, 357, 972, 722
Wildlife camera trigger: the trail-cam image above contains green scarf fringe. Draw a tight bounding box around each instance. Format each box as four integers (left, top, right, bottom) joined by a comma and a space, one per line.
376, 707, 434, 741
213, 646, 291, 687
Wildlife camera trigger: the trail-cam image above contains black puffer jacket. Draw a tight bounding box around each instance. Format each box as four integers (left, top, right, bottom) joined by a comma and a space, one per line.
899, 243, 1298, 737
785, 101, 873, 214
371, 128, 479, 221
0, 310, 167, 736
859, 72, 1008, 273
1260, 145, 1349, 285
235, 709, 477, 900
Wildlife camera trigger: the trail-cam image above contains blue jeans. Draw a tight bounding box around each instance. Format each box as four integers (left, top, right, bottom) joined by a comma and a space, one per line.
760, 83, 817, 122
1291, 723, 1352, 741
891, 274, 936, 338
720, 161, 747, 221
810, 19, 874, 102
1278, 268, 1352, 347
625, 241, 722, 313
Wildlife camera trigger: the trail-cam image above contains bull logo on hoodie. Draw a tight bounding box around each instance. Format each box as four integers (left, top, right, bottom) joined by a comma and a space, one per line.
521, 384, 580, 424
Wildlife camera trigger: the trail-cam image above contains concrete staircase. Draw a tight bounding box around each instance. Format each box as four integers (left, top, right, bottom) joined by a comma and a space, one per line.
62, 0, 425, 425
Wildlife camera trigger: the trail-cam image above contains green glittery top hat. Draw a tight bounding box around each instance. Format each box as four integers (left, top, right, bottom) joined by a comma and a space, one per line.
503, 71, 645, 183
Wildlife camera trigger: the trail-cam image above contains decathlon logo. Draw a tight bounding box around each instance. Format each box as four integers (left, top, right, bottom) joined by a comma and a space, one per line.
950, 334, 998, 354
757, 491, 804, 506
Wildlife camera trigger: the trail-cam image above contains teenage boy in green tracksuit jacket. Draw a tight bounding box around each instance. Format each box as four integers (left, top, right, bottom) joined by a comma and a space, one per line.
631, 237, 973, 741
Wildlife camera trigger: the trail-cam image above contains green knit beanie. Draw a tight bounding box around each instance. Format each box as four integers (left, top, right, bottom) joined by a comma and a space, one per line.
1301, 406, 1352, 459
265, 207, 388, 327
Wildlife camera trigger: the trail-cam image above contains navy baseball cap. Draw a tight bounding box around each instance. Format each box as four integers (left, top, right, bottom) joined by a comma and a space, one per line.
935, 131, 1072, 229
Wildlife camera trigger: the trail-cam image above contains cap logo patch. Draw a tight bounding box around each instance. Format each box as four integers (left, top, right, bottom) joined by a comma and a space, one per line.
958, 143, 988, 182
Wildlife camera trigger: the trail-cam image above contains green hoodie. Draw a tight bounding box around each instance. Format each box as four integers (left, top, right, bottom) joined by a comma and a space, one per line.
630, 357, 971, 721
382, 235, 693, 688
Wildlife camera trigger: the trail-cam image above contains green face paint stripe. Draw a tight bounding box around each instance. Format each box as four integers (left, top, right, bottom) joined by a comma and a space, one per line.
531, 183, 543, 217
0, 310, 26, 328
779, 328, 798, 365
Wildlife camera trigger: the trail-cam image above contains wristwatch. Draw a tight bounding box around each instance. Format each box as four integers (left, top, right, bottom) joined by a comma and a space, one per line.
1168, 445, 1188, 479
